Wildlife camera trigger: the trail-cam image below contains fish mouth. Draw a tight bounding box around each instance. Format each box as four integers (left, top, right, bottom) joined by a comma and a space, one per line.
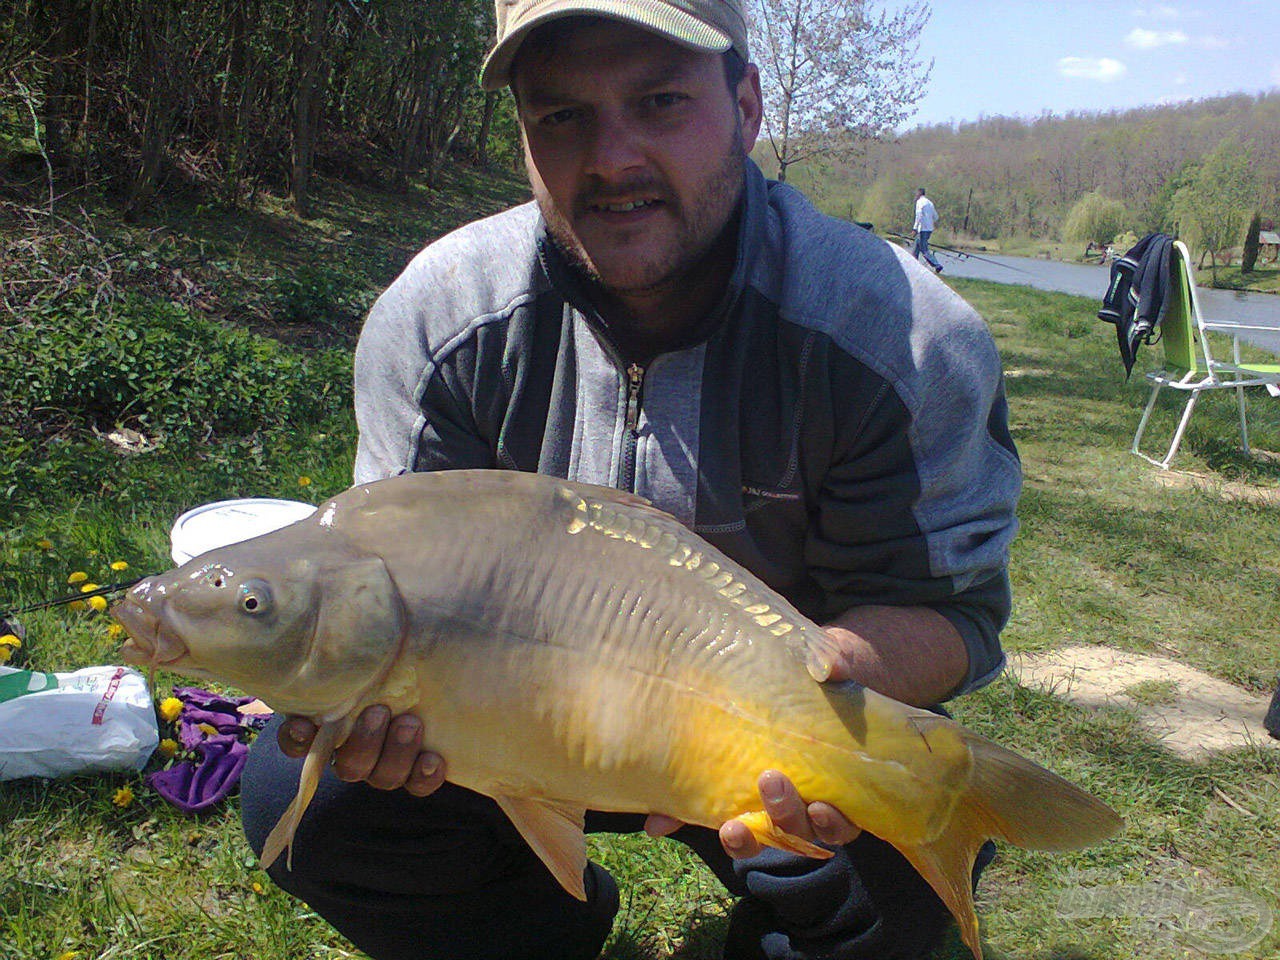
110, 596, 190, 668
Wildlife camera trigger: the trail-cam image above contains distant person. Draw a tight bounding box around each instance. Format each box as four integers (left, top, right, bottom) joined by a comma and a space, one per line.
912, 187, 943, 274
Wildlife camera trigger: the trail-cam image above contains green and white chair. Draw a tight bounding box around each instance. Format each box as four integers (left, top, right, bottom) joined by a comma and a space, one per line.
1132, 240, 1280, 469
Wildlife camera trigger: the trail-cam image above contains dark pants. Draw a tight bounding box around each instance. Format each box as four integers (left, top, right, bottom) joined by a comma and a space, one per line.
242, 717, 986, 960
914, 231, 942, 271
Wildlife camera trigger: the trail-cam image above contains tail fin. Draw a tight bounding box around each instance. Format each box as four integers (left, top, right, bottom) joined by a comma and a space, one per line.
894, 730, 1122, 960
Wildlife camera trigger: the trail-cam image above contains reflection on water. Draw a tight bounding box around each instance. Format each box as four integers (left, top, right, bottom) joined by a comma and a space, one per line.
929, 246, 1280, 349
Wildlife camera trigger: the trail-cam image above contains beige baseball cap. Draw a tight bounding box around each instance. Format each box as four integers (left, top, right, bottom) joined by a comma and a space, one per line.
481, 0, 750, 92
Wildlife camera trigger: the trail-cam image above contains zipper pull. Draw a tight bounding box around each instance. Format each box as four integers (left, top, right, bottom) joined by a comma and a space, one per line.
625, 362, 645, 434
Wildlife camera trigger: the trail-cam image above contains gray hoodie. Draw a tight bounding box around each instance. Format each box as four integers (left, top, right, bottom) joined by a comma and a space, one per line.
353, 161, 1020, 698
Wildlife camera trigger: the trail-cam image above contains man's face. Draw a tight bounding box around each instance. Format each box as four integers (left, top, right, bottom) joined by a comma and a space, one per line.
513, 20, 762, 298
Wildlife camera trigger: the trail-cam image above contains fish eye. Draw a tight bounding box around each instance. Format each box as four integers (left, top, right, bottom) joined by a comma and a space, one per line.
238, 579, 273, 616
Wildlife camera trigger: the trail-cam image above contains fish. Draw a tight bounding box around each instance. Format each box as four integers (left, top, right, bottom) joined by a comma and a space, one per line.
111, 469, 1122, 959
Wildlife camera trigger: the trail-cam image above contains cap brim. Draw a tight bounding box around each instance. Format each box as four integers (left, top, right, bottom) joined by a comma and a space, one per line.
480, 0, 732, 92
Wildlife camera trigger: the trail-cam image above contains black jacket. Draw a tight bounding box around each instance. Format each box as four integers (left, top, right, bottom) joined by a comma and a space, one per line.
1098, 232, 1175, 376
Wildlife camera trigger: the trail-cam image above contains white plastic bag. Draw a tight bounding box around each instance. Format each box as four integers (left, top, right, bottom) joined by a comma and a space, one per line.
0, 665, 159, 780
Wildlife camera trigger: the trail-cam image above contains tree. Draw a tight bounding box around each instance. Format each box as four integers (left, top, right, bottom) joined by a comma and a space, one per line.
1169, 137, 1258, 279
1061, 191, 1129, 248
747, 0, 931, 182
1242, 211, 1262, 273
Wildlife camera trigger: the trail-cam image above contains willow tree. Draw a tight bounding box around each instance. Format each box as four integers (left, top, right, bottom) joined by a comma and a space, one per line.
747, 0, 931, 182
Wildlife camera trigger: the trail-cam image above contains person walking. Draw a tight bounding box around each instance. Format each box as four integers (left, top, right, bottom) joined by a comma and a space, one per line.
913, 187, 943, 274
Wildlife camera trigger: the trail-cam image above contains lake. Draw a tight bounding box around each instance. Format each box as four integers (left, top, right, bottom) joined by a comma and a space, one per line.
934, 248, 1280, 353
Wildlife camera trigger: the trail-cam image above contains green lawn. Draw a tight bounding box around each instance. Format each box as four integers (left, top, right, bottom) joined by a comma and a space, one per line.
2, 195, 1278, 959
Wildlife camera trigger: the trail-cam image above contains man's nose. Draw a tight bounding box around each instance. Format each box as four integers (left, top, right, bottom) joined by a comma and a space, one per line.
582, 111, 646, 178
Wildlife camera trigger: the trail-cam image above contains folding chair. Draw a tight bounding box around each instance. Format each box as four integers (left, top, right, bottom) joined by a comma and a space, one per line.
1132, 240, 1280, 469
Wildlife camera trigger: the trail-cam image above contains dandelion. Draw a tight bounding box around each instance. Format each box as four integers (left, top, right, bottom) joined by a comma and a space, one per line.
112, 785, 135, 808
80, 582, 100, 593
68, 571, 88, 584
89, 596, 108, 612
158, 697, 184, 723
54, 952, 82, 960
36, 539, 53, 550
110, 560, 129, 571
157, 738, 178, 758
0, 634, 19, 665
298, 476, 313, 487
107, 623, 125, 640
252, 881, 265, 894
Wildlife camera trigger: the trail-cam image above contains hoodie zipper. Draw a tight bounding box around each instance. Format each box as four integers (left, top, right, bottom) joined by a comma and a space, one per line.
619, 361, 645, 492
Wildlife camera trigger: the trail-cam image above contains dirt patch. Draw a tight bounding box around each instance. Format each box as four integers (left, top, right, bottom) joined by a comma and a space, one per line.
1152, 469, 1280, 506
1008, 645, 1278, 759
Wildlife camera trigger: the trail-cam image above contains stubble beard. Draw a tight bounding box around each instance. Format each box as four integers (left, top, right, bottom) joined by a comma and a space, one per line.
535, 124, 747, 300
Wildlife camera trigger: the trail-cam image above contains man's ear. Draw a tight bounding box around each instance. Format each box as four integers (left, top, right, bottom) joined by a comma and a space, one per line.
737, 63, 764, 153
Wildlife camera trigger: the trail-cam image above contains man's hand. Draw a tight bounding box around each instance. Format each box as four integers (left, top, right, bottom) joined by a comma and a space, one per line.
644, 770, 861, 859
279, 705, 446, 796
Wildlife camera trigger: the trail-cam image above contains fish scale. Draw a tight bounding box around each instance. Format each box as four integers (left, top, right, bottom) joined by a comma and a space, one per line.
111, 469, 1122, 960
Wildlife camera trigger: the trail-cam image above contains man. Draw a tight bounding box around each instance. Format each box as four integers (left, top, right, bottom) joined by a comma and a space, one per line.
241, 2, 1021, 959
913, 187, 944, 274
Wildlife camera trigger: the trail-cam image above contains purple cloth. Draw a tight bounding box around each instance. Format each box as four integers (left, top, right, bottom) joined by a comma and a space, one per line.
148, 686, 272, 814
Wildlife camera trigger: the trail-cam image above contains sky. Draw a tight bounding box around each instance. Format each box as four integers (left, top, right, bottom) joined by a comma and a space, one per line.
907, 1, 1280, 129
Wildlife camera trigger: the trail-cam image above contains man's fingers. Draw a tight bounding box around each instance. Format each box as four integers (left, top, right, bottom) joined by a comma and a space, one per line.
404, 751, 446, 797
758, 769, 812, 840
643, 813, 685, 838
808, 801, 862, 845
332, 705, 390, 781
364, 714, 424, 790
278, 716, 317, 758
720, 817, 761, 859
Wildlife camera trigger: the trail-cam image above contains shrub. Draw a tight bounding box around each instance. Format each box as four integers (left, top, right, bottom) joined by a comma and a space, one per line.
1062, 192, 1129, 246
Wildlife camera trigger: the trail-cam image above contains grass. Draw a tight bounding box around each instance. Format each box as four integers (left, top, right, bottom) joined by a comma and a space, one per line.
3, 178, 1280, 960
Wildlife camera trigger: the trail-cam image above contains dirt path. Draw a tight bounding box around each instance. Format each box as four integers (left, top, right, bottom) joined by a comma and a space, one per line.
1009, 645, 1278, 759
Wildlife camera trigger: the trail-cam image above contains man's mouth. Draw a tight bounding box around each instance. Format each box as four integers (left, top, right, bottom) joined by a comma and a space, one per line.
590, 198, 660, 213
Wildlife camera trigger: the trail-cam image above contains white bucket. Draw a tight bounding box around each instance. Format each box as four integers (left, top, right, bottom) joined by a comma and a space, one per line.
169, 498, 317, 566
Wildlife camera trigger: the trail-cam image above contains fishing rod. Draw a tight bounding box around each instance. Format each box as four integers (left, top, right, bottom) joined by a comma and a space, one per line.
883, 230, 1034, 275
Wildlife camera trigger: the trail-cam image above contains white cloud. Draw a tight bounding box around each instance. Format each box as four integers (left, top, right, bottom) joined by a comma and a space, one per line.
1126, 27, 1189, 48
1058, 57, 1129, 82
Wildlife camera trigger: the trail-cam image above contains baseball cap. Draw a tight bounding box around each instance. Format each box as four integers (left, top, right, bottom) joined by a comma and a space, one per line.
481, 0, 750, 92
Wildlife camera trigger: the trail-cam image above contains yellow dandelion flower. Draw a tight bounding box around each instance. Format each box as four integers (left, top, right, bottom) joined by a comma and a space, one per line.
107, 622, 125, 639
80, 582, 99, 593
0, 634, 21, 650
111, 560, 129, 571
89, 596, 108, 612
158, 697, 184, 722
157, 738, 178, 758
0, 646, 11, 665
54, 951, 82, 960
252, 881, 265, 894
68, 571, 88, 584
112, 785, 134, 808
36, 539, 53, 550
298, 475, 312, 487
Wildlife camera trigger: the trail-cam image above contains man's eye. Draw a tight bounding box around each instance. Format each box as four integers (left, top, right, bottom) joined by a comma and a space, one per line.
541, 108, 579, 127
646, 92, 686, 110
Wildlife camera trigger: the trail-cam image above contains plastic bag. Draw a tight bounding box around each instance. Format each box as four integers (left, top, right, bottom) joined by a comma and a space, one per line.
0, 665, 159, 780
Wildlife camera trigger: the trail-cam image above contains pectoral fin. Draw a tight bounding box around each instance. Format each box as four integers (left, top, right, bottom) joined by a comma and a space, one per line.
260, 716, 354, 872
492, 795, 589, 900
732, 810, 835, 860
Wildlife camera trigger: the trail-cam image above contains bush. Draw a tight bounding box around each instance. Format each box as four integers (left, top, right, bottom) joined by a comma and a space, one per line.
1, 294, 352, 443
1062, 192, 1129, 246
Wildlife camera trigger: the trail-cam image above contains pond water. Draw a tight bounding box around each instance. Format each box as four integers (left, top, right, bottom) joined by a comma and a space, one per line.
934, 247, 1280, 353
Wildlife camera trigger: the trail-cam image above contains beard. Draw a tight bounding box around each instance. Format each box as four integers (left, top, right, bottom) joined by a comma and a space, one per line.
533, 123, 747, 299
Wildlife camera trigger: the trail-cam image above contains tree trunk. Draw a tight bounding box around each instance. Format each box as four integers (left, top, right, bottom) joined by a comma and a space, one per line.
476, 91, 498, 167
291, 0, 329, 218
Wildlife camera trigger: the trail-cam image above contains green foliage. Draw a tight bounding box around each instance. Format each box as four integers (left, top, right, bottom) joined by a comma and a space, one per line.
1242, 211, 1262, 273
1061, 191, 1129, 245
273, 263, 370, 331
1168, 136, 1258, 272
